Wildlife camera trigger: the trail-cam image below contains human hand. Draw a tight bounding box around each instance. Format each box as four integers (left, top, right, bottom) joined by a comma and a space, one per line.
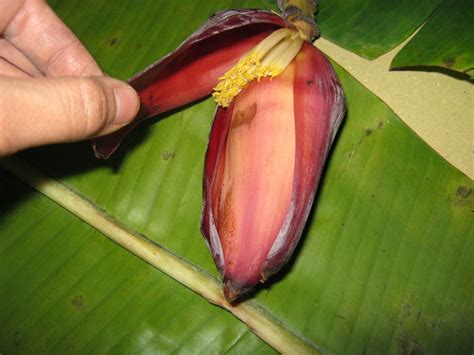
0, 0, 140, 156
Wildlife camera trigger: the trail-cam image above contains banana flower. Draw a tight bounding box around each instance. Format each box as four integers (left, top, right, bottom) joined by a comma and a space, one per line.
93, 1, 345, 302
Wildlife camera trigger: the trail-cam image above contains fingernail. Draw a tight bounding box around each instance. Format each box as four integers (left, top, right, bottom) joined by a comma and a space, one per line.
113, 87, 139, 125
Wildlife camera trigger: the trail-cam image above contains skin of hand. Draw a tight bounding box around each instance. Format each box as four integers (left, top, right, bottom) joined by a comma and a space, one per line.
0, 0, 140, 156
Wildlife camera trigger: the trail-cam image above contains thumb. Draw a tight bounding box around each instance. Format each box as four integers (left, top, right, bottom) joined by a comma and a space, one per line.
0, 75, 139, 156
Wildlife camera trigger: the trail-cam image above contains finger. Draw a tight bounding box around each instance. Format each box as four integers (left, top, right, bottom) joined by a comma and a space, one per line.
2, 0, 102, 76
0, 57, 31, 77
0, 37, 43, 76
0, 76, 139, 156
0, 0, 24, 31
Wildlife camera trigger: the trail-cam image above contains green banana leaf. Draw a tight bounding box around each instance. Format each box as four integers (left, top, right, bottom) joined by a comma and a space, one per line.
1, 0, 473, 354
391, 0, 474, 77
319, 0, 474, 78
317, 0, 441, 59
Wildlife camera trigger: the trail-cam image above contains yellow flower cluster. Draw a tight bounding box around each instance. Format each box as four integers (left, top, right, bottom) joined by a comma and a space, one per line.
212, 28, 303, 107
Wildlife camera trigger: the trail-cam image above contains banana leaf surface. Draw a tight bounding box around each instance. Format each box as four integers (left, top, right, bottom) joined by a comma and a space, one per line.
1, 0, 472, 354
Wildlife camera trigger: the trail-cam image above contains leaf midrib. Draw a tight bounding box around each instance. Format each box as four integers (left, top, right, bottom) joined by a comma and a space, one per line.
0, 156, 321, 355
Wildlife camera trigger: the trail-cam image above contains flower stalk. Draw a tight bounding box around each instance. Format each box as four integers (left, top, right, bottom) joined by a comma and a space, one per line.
278, 0, 319, 40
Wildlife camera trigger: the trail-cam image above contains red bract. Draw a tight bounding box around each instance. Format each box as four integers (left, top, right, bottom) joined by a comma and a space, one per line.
93, 10, 287, 159
202, 43, 345, 301
93, 7, 345, 302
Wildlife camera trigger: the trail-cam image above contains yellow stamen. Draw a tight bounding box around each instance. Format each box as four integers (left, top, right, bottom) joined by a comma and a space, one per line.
213, 28, 304, 107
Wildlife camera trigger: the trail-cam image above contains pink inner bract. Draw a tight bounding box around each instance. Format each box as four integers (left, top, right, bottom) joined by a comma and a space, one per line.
211, 65, 296, 288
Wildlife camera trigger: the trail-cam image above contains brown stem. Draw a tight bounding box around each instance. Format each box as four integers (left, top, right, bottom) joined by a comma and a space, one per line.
277, 0, 319, 41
